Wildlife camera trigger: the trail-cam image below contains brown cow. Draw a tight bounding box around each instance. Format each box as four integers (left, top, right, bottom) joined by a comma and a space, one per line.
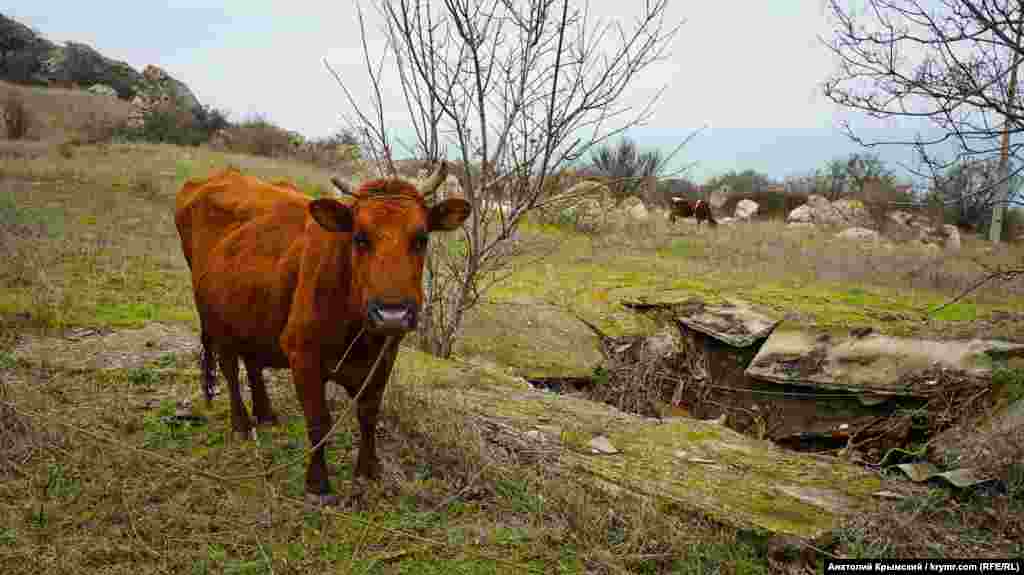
175, 162, 470, 504
669, 197, 717, 227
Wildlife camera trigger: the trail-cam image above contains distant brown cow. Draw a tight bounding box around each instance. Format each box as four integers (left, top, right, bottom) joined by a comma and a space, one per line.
669, 197, 717, 227
175, 162, 470, 505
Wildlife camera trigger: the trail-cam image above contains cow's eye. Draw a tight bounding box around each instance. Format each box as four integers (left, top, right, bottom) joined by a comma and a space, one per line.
412, 232, 428, 252
354, 231, 371, 250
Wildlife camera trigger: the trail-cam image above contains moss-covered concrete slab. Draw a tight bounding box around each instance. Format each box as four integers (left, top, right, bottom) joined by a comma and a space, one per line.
623, 297, 782, 347
396, 349, 882, 540
745, 328, 1024, 396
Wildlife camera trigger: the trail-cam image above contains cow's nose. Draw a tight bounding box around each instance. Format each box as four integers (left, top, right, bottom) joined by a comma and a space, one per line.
367, 299, 418, 331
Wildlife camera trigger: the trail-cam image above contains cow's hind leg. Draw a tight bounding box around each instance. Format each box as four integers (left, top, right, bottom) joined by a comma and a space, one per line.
218, 350, 252, 440
243, 357, 278, 427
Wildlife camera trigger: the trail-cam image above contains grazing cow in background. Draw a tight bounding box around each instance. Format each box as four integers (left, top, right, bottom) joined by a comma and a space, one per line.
669, 197, 717, 227
175, 162, 470, 505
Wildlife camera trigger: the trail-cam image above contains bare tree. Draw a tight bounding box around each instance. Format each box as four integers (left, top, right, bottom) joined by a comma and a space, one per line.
822, 0, 1024, 238
329, 0, 682, 358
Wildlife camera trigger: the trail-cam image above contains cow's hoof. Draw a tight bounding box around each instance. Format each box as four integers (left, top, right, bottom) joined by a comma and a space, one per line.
256, 415, 279, 427
304, 492, 339, 507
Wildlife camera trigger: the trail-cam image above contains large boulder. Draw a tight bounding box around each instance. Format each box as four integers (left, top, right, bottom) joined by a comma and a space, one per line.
941, 224, 961, 250
786, 195, 871, 227
620, 195, 644, 211
884, 210, 961, 250
708, 187, 728, 209
830, 198, 872, 227
786, 204, 814, 224
1, 14, 58, 86
836, 226, 881, 243
140, 64, 200, 110
575, 198, 604, 233
734, 199, 759, 221
627, 202, 649, 222
566, 179, 611, 200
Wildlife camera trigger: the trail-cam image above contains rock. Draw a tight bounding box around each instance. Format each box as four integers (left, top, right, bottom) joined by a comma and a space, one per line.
887, 210, 915, 227
708, 187, 728, 209
575, 198, 604, 232
87, 83, 117, 98
786, 195, 871, 227
836, 226, 881, 242
1, 15, 150, 101
627, 202, 649, 222
209, 128, 232, 149
734, 199, 759, 220
566, 180, 611, 200
140, 64, 200, 110
830, 198, 872, 227
786, 204, 814, 224
588, 435, 619, 455
941, 224, 961, 250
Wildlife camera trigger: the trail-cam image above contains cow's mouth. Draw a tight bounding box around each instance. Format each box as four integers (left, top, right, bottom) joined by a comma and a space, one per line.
366, 299, 418, 332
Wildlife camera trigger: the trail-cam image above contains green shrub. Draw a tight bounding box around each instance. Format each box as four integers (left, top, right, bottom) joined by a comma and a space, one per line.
224, 116, 293, 158
116, 101, 229, 147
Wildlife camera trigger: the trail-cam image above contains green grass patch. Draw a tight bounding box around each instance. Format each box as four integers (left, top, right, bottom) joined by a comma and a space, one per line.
142, 399, 204, 450
993, 366, 1024, 403
175, 159, 194, 182
126, 366, 160, 388
44, 463, 81, 500
930, 302, 980, 321
0, 188, 66, 238
666, 541, 769, 574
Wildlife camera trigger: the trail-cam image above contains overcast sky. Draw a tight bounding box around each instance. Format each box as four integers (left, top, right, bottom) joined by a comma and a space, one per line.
8, 1, 945, 184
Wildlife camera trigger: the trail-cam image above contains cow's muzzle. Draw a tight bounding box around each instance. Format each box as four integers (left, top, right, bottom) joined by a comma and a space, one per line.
367, 298, 418, 332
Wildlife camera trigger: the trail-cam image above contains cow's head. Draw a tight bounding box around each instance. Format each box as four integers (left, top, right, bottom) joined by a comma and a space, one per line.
307, 162, 471, 334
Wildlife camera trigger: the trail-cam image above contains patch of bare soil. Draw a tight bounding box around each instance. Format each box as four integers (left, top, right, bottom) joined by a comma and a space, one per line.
0, 401, 64, 476
12, 322, 199, 371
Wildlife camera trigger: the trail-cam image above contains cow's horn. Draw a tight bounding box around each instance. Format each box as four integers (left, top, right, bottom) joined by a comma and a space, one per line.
331, 176, 354, 197
418, 161, 448, 199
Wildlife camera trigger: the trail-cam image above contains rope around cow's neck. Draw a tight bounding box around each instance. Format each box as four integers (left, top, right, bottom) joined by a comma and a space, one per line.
221, 325, 393, 482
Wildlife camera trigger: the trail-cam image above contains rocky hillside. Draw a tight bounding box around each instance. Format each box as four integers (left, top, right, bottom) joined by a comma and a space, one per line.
0, 13, 200, 116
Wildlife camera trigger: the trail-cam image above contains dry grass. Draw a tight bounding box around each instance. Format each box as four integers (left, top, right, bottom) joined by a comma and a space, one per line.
0, 339, 754, 574
0, 141, 769, 573
1, 94, 1023, 570
488, 215, 1024, 346
0, 80, 134, 143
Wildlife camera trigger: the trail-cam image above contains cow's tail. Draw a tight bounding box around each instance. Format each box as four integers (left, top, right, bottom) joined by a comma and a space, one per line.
198, 330, 217, 405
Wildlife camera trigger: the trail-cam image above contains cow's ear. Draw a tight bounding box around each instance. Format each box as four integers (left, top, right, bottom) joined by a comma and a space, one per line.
309, 198, 353, 233
428, 198, 471, 231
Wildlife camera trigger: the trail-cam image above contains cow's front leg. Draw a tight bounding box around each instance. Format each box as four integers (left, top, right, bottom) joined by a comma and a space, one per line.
289, 351, 337, 506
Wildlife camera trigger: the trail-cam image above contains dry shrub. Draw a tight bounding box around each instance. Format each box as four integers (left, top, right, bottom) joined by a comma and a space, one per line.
2, 91, 34, 140
0, 80, 135, 143
224, 117, 293, 158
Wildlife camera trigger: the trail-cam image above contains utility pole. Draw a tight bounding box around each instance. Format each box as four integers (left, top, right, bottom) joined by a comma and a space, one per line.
991, 33, 1022, 244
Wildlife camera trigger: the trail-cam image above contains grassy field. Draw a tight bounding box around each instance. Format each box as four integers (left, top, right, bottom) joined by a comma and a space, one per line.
2, 129, 1023, 572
